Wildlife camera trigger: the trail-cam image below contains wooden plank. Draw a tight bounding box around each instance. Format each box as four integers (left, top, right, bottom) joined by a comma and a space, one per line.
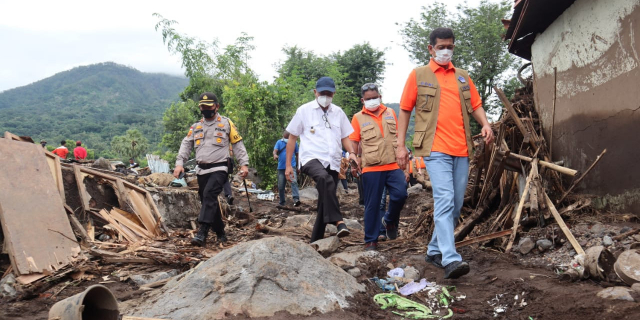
495, 87, 534, 149
109, 209, 154, 239
543, 192, 585, 256
112, 207, 145, 229
128, 190, 159, 236
115, 179, 130, 210
0, 139, 81, 275
64, 204, 89, 243
98, 209, 139, 243
44, 151, 65, 202
456, 230, 513, 248
73, 165, 92, 212
505, 159, 538, 253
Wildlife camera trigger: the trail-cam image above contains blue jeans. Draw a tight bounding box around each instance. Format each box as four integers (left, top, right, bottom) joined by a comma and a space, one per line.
362, 169, 408, 243
277, 169, 300, 205
424, 152, 469, 266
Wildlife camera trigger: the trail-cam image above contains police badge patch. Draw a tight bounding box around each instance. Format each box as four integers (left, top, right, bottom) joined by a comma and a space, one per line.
458, 76, 466, 83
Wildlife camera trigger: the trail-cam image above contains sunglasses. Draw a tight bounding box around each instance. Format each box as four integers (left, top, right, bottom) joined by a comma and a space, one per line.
361, 83, 378, 92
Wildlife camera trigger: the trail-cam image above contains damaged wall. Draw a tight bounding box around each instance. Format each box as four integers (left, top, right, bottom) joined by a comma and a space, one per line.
530, 0, 640, 214
148, 189, 201, 228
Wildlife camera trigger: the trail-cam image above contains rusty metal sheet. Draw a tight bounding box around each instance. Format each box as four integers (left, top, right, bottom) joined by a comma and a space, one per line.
0, 138, 81, 275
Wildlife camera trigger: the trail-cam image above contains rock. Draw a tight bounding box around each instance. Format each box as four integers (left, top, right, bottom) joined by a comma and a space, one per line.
403, 266, 420, 281
325, 223, 338, 234
312, 236, 340, 257
347, 268, 361, 278
633, 234, 640, 242
632, 283, 640, 293
329, 251, 381, 270
283, 215, 313, 228
407, 184, 423, 196
518, 237, 535, 255
568, 249, 577, 257
579, 239, 588, 247
596, 287, 635, 302
92, 157, 112, 170
123, 237, 364, 319
298, 187, 319, 201
344, 219, 363, 231
603, 236, 613, 247
536, 239, 553, 252
619, 227, 632, 234
139, 173, 176, 187
0, 274, 17, 298
590, 223, 606, 236
130, 270, 179, 286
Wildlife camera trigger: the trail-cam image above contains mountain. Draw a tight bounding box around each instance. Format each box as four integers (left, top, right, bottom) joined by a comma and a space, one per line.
0, 62, 188, 156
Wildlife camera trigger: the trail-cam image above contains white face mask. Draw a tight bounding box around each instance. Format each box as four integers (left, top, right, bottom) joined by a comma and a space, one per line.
434, 49, 453, 65
317, 95, 332, 108
364, 98, 381, 111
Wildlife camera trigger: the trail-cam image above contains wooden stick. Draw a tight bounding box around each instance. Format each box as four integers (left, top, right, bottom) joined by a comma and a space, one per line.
505, 159, 538, 253
558, 149, 607, 203
550, 67, 557, 160
495, 87, 535, 149
613, 228, 640, 241
508, 152, 577, 176
543, 192, 585, 256
456, 229, 513, 248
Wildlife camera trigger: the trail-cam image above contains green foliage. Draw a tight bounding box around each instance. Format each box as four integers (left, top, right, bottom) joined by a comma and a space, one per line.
333, 42, 386, 111
398, 0, 517, 114
0, 62, 187, 157
161, 100, 200, 157
110, 129, 150, 161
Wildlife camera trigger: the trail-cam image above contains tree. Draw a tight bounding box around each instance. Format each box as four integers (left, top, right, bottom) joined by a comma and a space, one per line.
398, 0, 517, 115
111, 129, 149, 161
333, 43, 386, 111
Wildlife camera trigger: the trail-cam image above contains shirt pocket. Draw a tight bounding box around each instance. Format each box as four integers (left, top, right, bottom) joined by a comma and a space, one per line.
360, 124, 377, 142
385, 119, 397, 135
417, 86, 437, 112
462, 89, 473, 114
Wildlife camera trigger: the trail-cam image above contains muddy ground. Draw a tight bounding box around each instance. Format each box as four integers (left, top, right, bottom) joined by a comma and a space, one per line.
1, 183, 639, 320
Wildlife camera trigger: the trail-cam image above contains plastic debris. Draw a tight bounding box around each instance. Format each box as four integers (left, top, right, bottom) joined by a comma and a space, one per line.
169, 178, 187, 187
387, 267, 405, 278
374, 293, 453, 319
371, 277, 397, 292
399, 278, 430, 296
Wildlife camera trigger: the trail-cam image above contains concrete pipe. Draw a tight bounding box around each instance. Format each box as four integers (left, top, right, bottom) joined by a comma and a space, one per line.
48, 284, 119, 320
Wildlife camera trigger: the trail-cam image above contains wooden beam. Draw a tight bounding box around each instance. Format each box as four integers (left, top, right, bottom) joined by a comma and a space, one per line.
507, 152, 577, 176
456, 229, 513, 248
64, 204, 89, 243
495, 87, 535, 149
505, 159, 538, 253
543, 192, 585, 256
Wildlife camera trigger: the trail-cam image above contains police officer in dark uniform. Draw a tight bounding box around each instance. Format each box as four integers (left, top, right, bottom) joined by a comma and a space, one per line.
173, 93, 249, 246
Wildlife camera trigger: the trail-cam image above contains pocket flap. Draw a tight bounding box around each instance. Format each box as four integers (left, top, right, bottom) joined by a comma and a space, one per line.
413, 131, 426, 148
419, 86, 437, 97
361, 124, 377, 140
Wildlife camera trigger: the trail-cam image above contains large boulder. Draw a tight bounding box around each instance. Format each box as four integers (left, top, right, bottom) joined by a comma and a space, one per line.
123, 237, 364, 319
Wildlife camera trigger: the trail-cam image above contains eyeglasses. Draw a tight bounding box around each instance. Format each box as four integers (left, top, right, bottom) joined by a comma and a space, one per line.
361, 83, 378, 93
322, 112, 331, 129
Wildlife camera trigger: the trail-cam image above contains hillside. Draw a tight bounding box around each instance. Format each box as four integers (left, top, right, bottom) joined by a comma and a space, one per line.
0, 62, 187, 156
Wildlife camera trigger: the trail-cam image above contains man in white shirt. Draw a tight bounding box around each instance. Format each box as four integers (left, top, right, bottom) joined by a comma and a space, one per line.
285, 77, 360, 242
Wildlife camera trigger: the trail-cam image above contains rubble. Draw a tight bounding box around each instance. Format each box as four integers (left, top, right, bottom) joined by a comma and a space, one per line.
122, 237, 365, 319
596, 287, 635, 302
311, 236, 340, 257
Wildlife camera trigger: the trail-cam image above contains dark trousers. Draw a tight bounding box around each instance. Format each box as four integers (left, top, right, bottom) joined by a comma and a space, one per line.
223, 179, 232, 197
301, 159, 343, 242
197, 171, 227, 234
362, 169, 408, 243
357, 177, 364, 205
340, 179, 348, 191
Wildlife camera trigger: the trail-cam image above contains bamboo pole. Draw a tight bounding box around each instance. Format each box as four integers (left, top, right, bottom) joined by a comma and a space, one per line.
505, 159, 538, 253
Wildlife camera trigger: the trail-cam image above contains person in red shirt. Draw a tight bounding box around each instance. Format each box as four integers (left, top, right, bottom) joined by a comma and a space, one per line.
51, 140, 69, 159
396, 28, 494, 279
74, 141, 87, 160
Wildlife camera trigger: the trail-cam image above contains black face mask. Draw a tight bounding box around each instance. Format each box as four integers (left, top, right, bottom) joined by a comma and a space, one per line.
201, 109, 216, 119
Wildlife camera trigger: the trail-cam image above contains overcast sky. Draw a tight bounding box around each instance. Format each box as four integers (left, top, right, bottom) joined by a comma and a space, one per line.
0, 0, 482, 103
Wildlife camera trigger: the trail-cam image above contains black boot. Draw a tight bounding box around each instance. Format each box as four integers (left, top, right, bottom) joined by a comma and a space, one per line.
216, 231, 228, 243
191, 223, 210, 246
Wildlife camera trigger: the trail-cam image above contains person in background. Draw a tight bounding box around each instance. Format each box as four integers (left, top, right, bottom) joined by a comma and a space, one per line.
129, 158, 139, 168
51, 140, 69, 158
73, 141, 87, 160
273, 131, 301, 207
40, 140, 47, 148
285, 76, 359, 242
338, 151, 349, 193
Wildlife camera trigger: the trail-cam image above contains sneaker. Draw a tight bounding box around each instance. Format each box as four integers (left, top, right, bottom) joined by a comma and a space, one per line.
364, 242, 378, 251
293, 200, 302, 207
216, 232, 228, 244
425, 254, 443, 269
443, 260, 470, 279
381, 218, 398, 240
226, 194, 234, 205
336, 223, 350, 238
378, 233, 388, 242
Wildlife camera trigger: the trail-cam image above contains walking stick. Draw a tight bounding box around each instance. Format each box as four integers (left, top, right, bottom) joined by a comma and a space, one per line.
243, 179, 253, 212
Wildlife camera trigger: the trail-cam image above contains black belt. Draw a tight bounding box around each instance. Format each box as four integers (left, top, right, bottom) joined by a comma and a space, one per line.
197, 161, 227, 169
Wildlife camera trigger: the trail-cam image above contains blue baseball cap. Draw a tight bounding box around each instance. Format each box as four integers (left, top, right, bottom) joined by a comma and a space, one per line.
315, 77, 336, 93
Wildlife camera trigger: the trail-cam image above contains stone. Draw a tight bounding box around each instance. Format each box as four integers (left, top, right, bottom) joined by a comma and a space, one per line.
311, 236, 340, 257
596, 287, 635, 302
536, 239, 553, 252
329, 251, 381, 270
603, 236, 613, 247
344, 219, 363, 231
92, 157, 112, 170
123, 237, 364, 319
632, 283, 640, 293
130, 270, 179, 286
518, 237, 535, 255
633, 234, 640, 242
347, 268, 362, 278
149, 188, 201, 228
283, 215, 313, 228
590, 223, 606, 236
139, 172, 176, 187
403, 266, 420, 281
298, 187, 319, 201
568, 249, 577, 257
0, 274, 17, 298
407, 184, 423, 196
619, 227, 632, 234
579, 239, 588, 247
